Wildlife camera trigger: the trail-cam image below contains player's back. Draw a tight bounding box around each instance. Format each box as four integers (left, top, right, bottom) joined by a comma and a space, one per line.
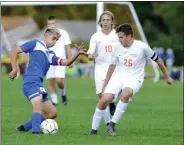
49, 28, 71, 59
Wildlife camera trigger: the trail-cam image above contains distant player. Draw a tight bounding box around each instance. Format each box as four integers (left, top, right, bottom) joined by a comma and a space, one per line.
46, 16, 73, 105
9, 28, 86, 134
87, 11, 120, 122
88, 23, 173, 135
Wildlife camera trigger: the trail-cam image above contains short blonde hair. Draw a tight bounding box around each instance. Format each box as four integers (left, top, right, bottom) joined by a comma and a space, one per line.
44, 28, 61, 38
98, 11, 116, 29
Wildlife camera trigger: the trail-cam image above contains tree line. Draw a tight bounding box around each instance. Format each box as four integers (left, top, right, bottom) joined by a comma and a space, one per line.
2, 2, 184, 65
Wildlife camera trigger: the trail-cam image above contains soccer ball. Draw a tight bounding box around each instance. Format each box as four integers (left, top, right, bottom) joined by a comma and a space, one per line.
40, 119, 58, 134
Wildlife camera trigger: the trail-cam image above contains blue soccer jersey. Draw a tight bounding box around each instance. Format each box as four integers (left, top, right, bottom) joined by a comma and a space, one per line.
20, 39, 59, 79
20, 39, 61, 101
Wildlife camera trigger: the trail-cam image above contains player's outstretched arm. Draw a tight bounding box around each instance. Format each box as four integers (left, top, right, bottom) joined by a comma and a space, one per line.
61, 43, 87, 66
9, 47, 23, 80
102, 64, 116, 93
155, 57, 173, 85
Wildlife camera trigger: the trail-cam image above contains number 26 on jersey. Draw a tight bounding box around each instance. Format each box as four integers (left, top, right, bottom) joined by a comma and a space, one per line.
105, 45, 112, 53
124, 59, 132, 67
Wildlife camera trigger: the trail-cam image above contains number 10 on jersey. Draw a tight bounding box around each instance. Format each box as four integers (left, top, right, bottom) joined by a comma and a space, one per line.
105, 45, 112, 53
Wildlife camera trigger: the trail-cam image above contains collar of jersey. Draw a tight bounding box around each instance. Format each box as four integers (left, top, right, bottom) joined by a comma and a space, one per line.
39, 40, 47, 48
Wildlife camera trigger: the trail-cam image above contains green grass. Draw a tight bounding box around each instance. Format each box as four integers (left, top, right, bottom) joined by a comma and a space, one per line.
1, 74, 183, 145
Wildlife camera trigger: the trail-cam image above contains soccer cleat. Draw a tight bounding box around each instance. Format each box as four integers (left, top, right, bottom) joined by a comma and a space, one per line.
32, 132, 42, 134
16, 125, 26, 132
88, 129, 98, 135
109, 102, 116, 116
107, 125, 117, 136
52, 102, 58, 106
62, 95, 68, 105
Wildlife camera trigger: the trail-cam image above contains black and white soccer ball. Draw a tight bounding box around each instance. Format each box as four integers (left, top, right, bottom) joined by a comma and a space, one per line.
40, 119, 58, 134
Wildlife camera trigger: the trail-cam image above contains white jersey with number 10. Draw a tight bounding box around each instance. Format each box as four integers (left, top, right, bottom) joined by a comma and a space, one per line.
87, 30, 119, 81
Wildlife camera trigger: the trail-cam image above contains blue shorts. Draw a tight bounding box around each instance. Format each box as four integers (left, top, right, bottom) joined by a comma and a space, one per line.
22, 75, 48, 102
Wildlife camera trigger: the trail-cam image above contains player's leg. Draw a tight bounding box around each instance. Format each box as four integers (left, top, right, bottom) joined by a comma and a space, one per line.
46, 65, 58, 105
42, 99, 57, 119
55, 66, 67, 105
48, 78, 58, 105
95, 80, 111, 126
107, 87, 133, 136
89, 93, 114, 135
89, 74, 121, 135
108, 79, 142, 136
55, 77, 67, 105
30, 95, 45, 134
109, 89, 122, 116
17, 79, 47, 133
17, 96, 56, 132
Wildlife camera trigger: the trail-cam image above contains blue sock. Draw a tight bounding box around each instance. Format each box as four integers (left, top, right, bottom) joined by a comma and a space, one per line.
23, 115, 45, 131
23, 120, 32, 131
31, 112, 44, 133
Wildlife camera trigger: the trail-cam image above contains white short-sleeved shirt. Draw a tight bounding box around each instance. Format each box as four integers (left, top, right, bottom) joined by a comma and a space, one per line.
110, 40, 156, 82
49, 28, 71, 59
87, 30, 119, 80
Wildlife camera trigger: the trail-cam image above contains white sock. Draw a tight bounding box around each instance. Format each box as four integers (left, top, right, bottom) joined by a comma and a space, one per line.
103, 106, 111, 125
50, 93, 58, 104
60, 88, 66, 96
128, 96, 133, 102
111, 101, 128, 124
92, 108, 104, 130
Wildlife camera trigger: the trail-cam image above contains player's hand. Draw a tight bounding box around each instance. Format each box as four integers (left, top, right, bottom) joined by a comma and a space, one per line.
9, 69, 18, 80
88, 53, 98, 60
69, 63, 75, 68
165, 76, 173, 85
75, 43, 87, 55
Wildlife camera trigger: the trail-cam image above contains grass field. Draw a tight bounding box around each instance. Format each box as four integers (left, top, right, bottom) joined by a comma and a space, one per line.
1, 74, 183, 145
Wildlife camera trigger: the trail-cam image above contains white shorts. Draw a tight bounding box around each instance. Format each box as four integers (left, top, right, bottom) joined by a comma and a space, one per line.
95, 79, 105, 94
46, 65, 66, 79
104, 73, 143, 96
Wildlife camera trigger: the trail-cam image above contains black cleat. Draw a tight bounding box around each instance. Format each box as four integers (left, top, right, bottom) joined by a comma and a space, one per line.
52, 102, 58, 106
107, 124, 117, 136
32, 132, 42, 134
109, 102, 116, 116
62, 95, 68, 105
16, 125, 26, 132
88, 129, 98, 135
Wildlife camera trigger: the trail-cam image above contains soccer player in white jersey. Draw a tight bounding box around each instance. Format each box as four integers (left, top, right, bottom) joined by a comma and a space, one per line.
89, 23, 173, 135
46, 16, 72, 105
87, 11, 120, 121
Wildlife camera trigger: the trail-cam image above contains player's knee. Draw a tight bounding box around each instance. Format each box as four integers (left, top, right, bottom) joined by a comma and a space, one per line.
47, 111, 57, 119
98, 95, 111, 109
121, 88, 133, 102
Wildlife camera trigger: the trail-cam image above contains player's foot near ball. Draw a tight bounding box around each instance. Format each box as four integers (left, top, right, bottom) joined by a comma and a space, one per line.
32, 132, 42, 135
88, 129, 98, 135
16, 125, 26, 132
107, 125, 117, 136
62, 95, 68, 105
109, 102, 116, 116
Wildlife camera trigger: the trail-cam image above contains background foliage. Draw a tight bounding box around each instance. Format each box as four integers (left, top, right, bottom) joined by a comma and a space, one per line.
2, 2, 184, 65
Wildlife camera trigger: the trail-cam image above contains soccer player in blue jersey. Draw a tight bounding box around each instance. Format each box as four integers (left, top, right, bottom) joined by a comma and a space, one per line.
9, 27, 86, 134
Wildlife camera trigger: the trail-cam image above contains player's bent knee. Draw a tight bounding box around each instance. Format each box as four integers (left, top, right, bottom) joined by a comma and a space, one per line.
98, 94, 112, 109
45, 111, 57, 119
